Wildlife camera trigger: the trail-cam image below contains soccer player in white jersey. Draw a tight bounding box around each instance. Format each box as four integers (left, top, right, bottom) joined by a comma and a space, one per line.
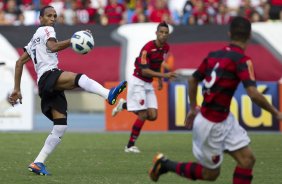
8, 5, 127, 176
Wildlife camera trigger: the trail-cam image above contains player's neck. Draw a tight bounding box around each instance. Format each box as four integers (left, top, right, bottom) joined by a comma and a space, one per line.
230, 41, 247, 50
155, 40, 164, 48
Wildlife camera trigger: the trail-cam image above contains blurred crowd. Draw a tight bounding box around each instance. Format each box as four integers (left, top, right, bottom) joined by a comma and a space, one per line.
0, 0, 282, 26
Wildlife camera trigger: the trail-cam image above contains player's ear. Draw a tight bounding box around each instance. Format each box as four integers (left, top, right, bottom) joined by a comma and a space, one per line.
39, 16, 43, 23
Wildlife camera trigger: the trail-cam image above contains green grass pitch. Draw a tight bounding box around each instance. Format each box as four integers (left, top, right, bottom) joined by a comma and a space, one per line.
0, 132, 281, 184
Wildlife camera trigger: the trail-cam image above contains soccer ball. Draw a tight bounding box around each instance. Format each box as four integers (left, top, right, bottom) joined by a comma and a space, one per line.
71, 31, 95, 54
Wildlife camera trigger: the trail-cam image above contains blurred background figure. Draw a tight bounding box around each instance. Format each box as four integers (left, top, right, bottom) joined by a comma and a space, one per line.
3, 0, 24, 25
224, 0, 242, 17
214, 3, 230, 25
149, 0, 172, 24
131, 5, 147, 23
103, 0, 126, 25
192, 0, 209, 25
168, 0, 187, 25
269, 0, 282, 20
181, 0, 195, 25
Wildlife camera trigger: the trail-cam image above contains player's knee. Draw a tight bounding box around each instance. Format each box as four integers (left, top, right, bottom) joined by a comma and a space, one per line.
147, 115, 157, 121
202, 168, 220, 181
241, 154, 256, 168
147, 110, 157, 121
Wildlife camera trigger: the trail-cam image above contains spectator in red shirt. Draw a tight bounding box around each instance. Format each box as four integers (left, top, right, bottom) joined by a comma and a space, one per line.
193, 0, 209, 25
149, 0, 172, 23
104, 0, 126, 24
131, 6, 147, 23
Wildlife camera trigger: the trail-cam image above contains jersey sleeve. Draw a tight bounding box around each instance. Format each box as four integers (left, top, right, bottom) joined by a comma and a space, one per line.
24, 41, 32, 57
237, 57, 256, 88
192, 58, 208, 81
42, 26, 56, 44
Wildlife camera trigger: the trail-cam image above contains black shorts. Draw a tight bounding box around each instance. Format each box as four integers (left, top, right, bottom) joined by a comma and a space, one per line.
38, 68, 67, 121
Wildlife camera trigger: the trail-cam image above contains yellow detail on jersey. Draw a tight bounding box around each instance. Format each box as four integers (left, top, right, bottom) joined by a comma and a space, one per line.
141, 50, 147, 64
246, 60, 255, 80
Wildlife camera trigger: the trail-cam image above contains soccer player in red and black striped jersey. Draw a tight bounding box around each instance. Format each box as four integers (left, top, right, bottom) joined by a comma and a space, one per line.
111, 22, 177, 153
149, 17, 282, 183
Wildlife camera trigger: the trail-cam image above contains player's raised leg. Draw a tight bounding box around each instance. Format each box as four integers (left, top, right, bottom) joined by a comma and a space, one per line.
55, 72, 127, 105
107, 81, 127, 105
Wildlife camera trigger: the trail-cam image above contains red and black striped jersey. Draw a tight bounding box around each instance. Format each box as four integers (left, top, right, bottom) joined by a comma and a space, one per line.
133, 40, 169, 82
193, 44, 257, 122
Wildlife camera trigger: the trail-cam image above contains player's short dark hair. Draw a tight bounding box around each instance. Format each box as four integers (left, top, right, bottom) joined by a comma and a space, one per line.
157, 21, 169, 31
40, 5, 54, 17
230, 16, 251, 42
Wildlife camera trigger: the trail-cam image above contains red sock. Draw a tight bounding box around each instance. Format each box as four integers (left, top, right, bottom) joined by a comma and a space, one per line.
127, 118, 145, 147
176, 162, 203, 180
233, 166, 253, 184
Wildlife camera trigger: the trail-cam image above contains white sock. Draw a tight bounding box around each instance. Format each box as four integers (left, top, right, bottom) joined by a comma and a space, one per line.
34, 125, 67, 163
78, 74, 109, 99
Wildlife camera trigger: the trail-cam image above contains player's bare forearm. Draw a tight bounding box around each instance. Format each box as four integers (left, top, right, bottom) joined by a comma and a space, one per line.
47, 38, 71, 52
246, 86, 279, 116
188, 76, 198, 111
14, 52, 30, 90
142, 68, 163, 78
142, 68, 177, 79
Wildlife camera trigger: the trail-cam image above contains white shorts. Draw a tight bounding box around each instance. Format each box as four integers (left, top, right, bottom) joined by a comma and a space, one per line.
192, 112, 250, 169
126, 76, 157, 111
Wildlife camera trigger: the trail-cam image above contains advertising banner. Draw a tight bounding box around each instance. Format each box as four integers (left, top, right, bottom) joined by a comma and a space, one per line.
168, 81, 280, 131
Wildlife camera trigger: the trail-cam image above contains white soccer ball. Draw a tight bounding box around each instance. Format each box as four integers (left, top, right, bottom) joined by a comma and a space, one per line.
71, 31, 95, 54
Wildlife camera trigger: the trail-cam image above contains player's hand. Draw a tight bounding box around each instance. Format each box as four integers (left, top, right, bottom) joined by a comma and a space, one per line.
164, 72, 177, 79
8, 90, 22, 106
185, 107, 199, 130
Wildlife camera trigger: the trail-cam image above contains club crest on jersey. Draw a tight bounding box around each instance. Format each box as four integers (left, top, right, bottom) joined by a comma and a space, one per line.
212, 155, 220, 164
139, 99, 145, 105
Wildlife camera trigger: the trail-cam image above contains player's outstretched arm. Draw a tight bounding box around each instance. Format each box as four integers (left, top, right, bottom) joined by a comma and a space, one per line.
46, 38, 71, 52
245, 86, 282, 120
9, 52, 31, 106
141, 68, 177, 79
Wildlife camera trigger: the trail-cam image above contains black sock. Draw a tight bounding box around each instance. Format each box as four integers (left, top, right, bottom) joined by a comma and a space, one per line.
122, 102, 127, 110
127, 142, 134, 148
163, 159, 178, 172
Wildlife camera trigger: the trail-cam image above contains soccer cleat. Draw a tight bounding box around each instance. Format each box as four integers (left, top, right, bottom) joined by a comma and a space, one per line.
124, 146, 141, 153
112, 98, 126, 116
28, 162, 50, 176
149, 153, 168, 182
108, 81, 127, 105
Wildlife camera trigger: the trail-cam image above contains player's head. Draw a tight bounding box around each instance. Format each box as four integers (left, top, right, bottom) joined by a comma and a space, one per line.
229, 16, 251, 43
156, 21, 169, 45
39, 6, 57, 27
